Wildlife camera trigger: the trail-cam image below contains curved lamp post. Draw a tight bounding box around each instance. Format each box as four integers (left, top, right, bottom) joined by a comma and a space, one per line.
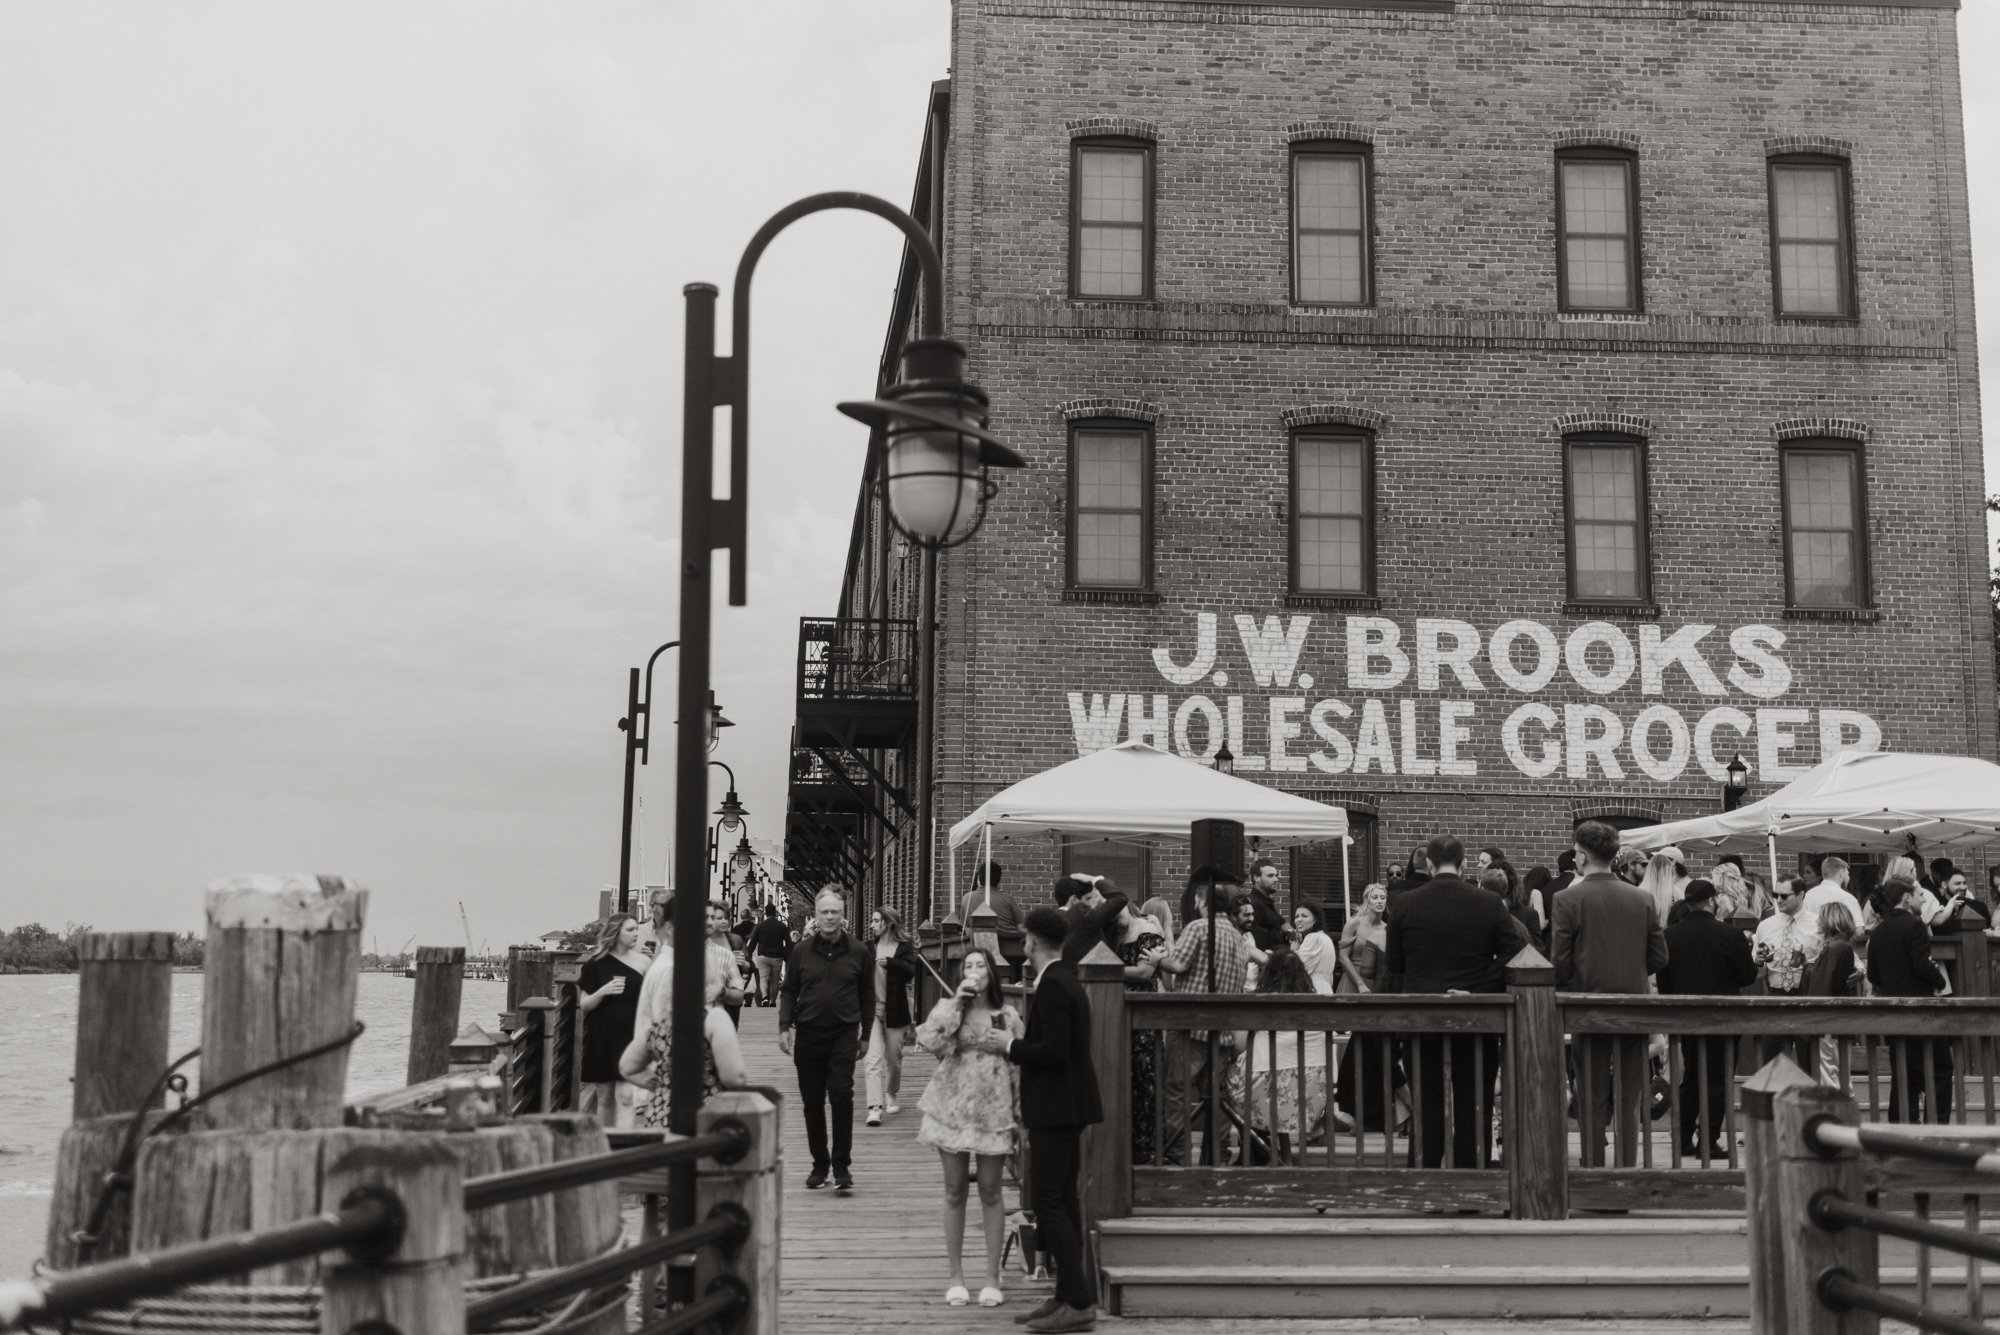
665, 192, 1024, 1302
616, 644, 736, 915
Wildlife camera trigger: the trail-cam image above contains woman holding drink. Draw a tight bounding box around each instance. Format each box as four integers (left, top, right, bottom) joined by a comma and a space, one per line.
913, 945, 1024, 1309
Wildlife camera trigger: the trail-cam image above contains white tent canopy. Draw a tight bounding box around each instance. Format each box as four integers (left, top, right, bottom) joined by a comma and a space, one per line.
947, 740, 1349, 849
1620, 751, 2000, 858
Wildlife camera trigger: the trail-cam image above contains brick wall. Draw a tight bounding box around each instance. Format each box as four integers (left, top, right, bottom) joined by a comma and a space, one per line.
851, 0, 1993, 913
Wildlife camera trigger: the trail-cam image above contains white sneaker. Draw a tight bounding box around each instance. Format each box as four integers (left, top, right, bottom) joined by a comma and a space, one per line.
884, 1099, 901, 1115
866, 1106, 883, 1126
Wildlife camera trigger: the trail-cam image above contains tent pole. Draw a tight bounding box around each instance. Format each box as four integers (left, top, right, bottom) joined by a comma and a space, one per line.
1766, 830, 1781, 900
1341, 835, 1352, 922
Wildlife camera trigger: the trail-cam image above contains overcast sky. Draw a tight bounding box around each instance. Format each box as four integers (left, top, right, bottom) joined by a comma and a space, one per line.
2, 4, 1997, 953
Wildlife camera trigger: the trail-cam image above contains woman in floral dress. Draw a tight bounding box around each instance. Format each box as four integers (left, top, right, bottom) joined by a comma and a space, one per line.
914, 946, 1023, 1309
1111, 900, 1169, 1164
620, 941, 746, 1129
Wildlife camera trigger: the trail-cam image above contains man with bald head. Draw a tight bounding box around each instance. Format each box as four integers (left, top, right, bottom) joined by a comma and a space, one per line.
779, 888, 875, 1193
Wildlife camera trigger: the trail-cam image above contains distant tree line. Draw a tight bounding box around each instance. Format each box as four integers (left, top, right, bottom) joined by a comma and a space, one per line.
0, 924, 205, 972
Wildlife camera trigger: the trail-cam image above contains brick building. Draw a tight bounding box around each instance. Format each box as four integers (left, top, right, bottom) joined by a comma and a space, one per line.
786, 0, 1990, 925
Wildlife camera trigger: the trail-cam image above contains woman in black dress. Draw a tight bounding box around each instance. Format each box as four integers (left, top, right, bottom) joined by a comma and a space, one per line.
1112, 898, 1170, 1164
577, 913, 649, 1127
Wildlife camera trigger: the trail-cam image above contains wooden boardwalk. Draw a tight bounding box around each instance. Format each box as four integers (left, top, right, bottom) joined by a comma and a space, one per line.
733, 1005, 1754, 1334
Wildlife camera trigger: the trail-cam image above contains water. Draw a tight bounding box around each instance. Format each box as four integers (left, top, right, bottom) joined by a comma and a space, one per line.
0, 971, 509, 1277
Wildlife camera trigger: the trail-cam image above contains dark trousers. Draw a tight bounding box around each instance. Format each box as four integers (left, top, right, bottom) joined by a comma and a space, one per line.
1409, 1034, 1499, 1169
793, 1023, 859, 1171
1758, 988, 1813, 1073
1887, 1038, 1956, 1124
1575, 1034, 1647, 1168
1678, 1035, 1733, 1155
1028, 1125, 1093, 1310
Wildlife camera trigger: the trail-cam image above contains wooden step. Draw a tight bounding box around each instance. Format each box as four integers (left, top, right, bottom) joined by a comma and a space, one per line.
1099, 1214, 1748, 1270
1103, 1264, 1754, 1319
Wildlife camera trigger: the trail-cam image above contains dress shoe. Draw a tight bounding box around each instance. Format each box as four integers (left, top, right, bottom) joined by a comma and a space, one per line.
1015, 1295, 1063, 1325
1025, 1304, 1097, 1332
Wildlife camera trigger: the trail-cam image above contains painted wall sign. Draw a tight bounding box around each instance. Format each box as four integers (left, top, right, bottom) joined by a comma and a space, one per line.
1066, 612, 1883, 785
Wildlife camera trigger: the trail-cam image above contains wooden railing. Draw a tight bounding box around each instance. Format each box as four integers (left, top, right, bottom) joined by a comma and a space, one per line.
1083, 944, 2000, 1224
1743, 1063, 2000, 1335
1, 1106, 778, 1334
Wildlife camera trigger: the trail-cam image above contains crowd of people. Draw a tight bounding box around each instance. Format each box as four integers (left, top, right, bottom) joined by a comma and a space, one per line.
554, 829, 1990, 1335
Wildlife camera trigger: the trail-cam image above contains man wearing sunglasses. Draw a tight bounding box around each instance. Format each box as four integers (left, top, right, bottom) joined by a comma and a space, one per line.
1751, 877, 1821, 1069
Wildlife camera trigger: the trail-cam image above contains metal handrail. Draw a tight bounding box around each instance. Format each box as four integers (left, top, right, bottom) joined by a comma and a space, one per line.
465, 1205, 748, 1330
1810, 1189, 2000, 1265
1805, 1116, 2000, 1174
463, 1121, 751, 1209
1819, 1266, 1996, 1335
0, 1192, 401, 1329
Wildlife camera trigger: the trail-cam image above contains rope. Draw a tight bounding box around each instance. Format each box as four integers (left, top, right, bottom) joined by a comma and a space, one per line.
72, 1023, 369, 1265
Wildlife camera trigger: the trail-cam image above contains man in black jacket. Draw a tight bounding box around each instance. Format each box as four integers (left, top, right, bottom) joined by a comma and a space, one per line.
779, 888, 875, 1192
1245, 858, 1287, 951
1385, 833, 1528, 1169
978, 906, 1102, 1333
1868, 878, 1954, 1123
749, 904, 791, 1006
1659, 880, 1756, 1158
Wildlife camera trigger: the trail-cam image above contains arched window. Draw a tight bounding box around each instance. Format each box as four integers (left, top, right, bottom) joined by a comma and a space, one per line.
1291, 140, 1372, 306
1555, 147, 1642, 313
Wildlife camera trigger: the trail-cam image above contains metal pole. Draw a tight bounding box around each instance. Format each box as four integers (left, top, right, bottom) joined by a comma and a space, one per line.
618, 666, 642, 916
669, 280, 720, 1310
916, 547, 939, 923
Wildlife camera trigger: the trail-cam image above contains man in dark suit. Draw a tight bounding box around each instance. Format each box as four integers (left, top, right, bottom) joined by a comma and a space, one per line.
978, 906, 1103, 1332
1553, 820, 1670, 1168
1658, 879, 1756, 1159
1386, 833, 1529, 1169
1868, 877, 1954, 1123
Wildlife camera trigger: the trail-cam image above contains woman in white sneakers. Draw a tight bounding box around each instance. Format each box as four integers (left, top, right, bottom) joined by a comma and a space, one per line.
913, 945, 1022, 1309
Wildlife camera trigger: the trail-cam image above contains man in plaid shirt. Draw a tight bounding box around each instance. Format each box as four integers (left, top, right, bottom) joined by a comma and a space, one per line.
1156, 870, 1251, 1166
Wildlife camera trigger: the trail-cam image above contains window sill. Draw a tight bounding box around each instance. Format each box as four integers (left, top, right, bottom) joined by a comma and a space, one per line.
1783, 605, 1880, 623
1556, 310, 1648, 323
1285, 592, 1382, 611
1288, 304, 1376, 316
1563, 600, 1661, 619
1063, 588, 1162, 606
1775, 313, 1861, 326
1068, 296, 1157, 308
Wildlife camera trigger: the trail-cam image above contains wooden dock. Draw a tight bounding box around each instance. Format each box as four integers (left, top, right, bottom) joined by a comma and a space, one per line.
735, 1005, 1754, 1334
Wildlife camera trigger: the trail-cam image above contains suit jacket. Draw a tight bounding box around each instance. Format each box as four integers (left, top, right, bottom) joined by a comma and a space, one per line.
1009, 959, 1104, 1129
1384, 875, 1527, 995
1553, 872, 1669, 993
1658, 910, 1757, 996
1247, 888, 1286, 951
1866, 909, 1948, 998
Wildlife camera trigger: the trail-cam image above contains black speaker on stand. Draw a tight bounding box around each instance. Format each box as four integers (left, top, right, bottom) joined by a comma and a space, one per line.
1190, 818, 1246, 886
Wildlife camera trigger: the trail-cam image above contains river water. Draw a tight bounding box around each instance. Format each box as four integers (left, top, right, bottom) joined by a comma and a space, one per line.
0, 971, 509, 1277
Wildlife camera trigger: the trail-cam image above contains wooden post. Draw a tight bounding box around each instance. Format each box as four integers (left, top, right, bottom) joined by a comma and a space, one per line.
449, 1022, 505, 1077
321, 1136, 466, 1335
511, 1001, 552, 1116
1957, 905, 1992, 1077
201, 875, 366, 1130
46, 931, 178, 1268
73, 931, 177, 1121
1774, 1082, 1879, 1335
531, 1113, 626, 1335
1504, 945, 1566, 1220
1741, 1055, 1818, 1335
406, 946, 466, 1086
696, 1091, 781, 1335
1079, 941, 1132, 1228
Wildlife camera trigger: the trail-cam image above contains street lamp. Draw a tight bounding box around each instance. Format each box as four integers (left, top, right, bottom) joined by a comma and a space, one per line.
615, 640, 678, 916
709, 760, 747, 832
1213, 743, 1236, 777
666, 194, 1023, 1297
1723, 752, 1750, 812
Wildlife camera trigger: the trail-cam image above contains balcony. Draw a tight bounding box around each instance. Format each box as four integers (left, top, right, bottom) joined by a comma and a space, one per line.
789, 743, 874, 813
795, 616, 916, 750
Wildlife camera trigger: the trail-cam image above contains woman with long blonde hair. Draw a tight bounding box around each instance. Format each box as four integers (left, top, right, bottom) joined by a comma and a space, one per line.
576, 913, 649, 1126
